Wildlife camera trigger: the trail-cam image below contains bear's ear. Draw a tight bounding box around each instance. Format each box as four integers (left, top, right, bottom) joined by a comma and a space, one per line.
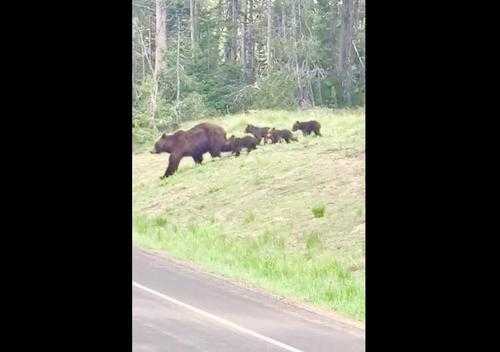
161, 133, 167, 138
296, 121, 299, 124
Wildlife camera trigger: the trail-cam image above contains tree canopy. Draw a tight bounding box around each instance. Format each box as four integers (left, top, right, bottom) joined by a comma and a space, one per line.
132, 0, 365, 131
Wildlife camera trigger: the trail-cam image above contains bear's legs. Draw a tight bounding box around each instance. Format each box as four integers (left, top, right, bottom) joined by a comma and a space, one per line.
209, 145, 222, 158
192, 154, 204, 164
162, 153, 182, 178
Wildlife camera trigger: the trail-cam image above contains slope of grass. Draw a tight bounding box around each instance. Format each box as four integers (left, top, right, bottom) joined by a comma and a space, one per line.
133, 108, 365, 321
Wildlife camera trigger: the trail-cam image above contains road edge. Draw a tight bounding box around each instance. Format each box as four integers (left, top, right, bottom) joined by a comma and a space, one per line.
133, 244, 365, 332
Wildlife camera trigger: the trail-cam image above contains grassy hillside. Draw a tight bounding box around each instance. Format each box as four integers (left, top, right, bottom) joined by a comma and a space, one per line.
133, 108, 365, 321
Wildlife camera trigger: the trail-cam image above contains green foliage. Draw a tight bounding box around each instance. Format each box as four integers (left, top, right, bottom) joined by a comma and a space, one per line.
132, 0, 365, 132
199, 64, 248, 114
250, 71, 297, 110
132, 127, 156, 148
177, 92, 214, 120
312, 204, 326, 218
132, 78, 153, 128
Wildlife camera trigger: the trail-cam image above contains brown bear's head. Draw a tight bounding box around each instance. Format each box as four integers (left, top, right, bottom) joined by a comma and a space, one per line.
292, 121, 300, 131
244, 124, 254, 134
227, 135, 237, 147
152, 132, 177, 154
268, 128, 282, 142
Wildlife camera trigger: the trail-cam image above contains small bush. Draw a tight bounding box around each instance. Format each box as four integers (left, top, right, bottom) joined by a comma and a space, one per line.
244, 211, 255, 224
312, 204, 326, 218
132, 127, 157, 150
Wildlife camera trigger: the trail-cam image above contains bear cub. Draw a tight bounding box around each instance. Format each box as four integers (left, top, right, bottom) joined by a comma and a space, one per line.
266, 128, 298, 144
244, 124, 270, 144
292, 120, 322, 136
226, 135, 258, 156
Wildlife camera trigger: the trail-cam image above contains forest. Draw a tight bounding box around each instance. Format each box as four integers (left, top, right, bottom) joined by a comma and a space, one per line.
132, 0, 365, 140
132, 0, 366, 324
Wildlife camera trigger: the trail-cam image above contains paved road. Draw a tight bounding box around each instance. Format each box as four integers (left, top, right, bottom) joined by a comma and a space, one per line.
133, 246, 365, 352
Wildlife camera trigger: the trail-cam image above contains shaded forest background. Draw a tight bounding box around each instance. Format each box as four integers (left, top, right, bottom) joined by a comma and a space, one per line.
132, 0, 365, 136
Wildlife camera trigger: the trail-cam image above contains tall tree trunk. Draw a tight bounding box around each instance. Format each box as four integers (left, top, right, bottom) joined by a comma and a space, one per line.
223, 0, 231, 62
338, 0, 354, 106
176, 14, 181, 123
282, 3, 286, 38
190, 0, 196, 58
154, 1, 167, 72
132, 17, 138, 81
238, 0, 244, 64
330, 2, 338, 72
292, 1, 300, 103
137, 23, 153, 75
292, 0, 310, 108
309, 79, 315, 107
358, 0, 366, 91
243, 0, 255, 83
297, 1, 302, 38
266, 0, 272, 68
142, 54, 145, 80
149, 15, 154, 71
224, 0, 241, 63
317, 80, 323, 106
243, 0, 248, 74
353, 0, 360, 35
149, 0, 168, 129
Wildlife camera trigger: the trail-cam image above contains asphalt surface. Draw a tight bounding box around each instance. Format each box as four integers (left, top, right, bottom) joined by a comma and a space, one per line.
133, 246, 365, 352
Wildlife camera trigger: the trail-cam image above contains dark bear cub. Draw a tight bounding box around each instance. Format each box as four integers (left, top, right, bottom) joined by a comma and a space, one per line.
227, 135, 258, 156
244, 124, 270, 144
292, 120, 322, 136
266, 128, 298, 144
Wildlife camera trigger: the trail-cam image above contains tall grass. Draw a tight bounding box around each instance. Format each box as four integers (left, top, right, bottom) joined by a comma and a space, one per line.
134, 215, 365, 320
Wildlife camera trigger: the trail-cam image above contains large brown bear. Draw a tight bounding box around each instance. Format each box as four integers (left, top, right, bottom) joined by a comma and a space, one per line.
151, 123, 227, 178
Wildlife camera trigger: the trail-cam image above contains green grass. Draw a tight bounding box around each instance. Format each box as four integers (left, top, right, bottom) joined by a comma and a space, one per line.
312, 204, 326, 218
133, 107, 365, 321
